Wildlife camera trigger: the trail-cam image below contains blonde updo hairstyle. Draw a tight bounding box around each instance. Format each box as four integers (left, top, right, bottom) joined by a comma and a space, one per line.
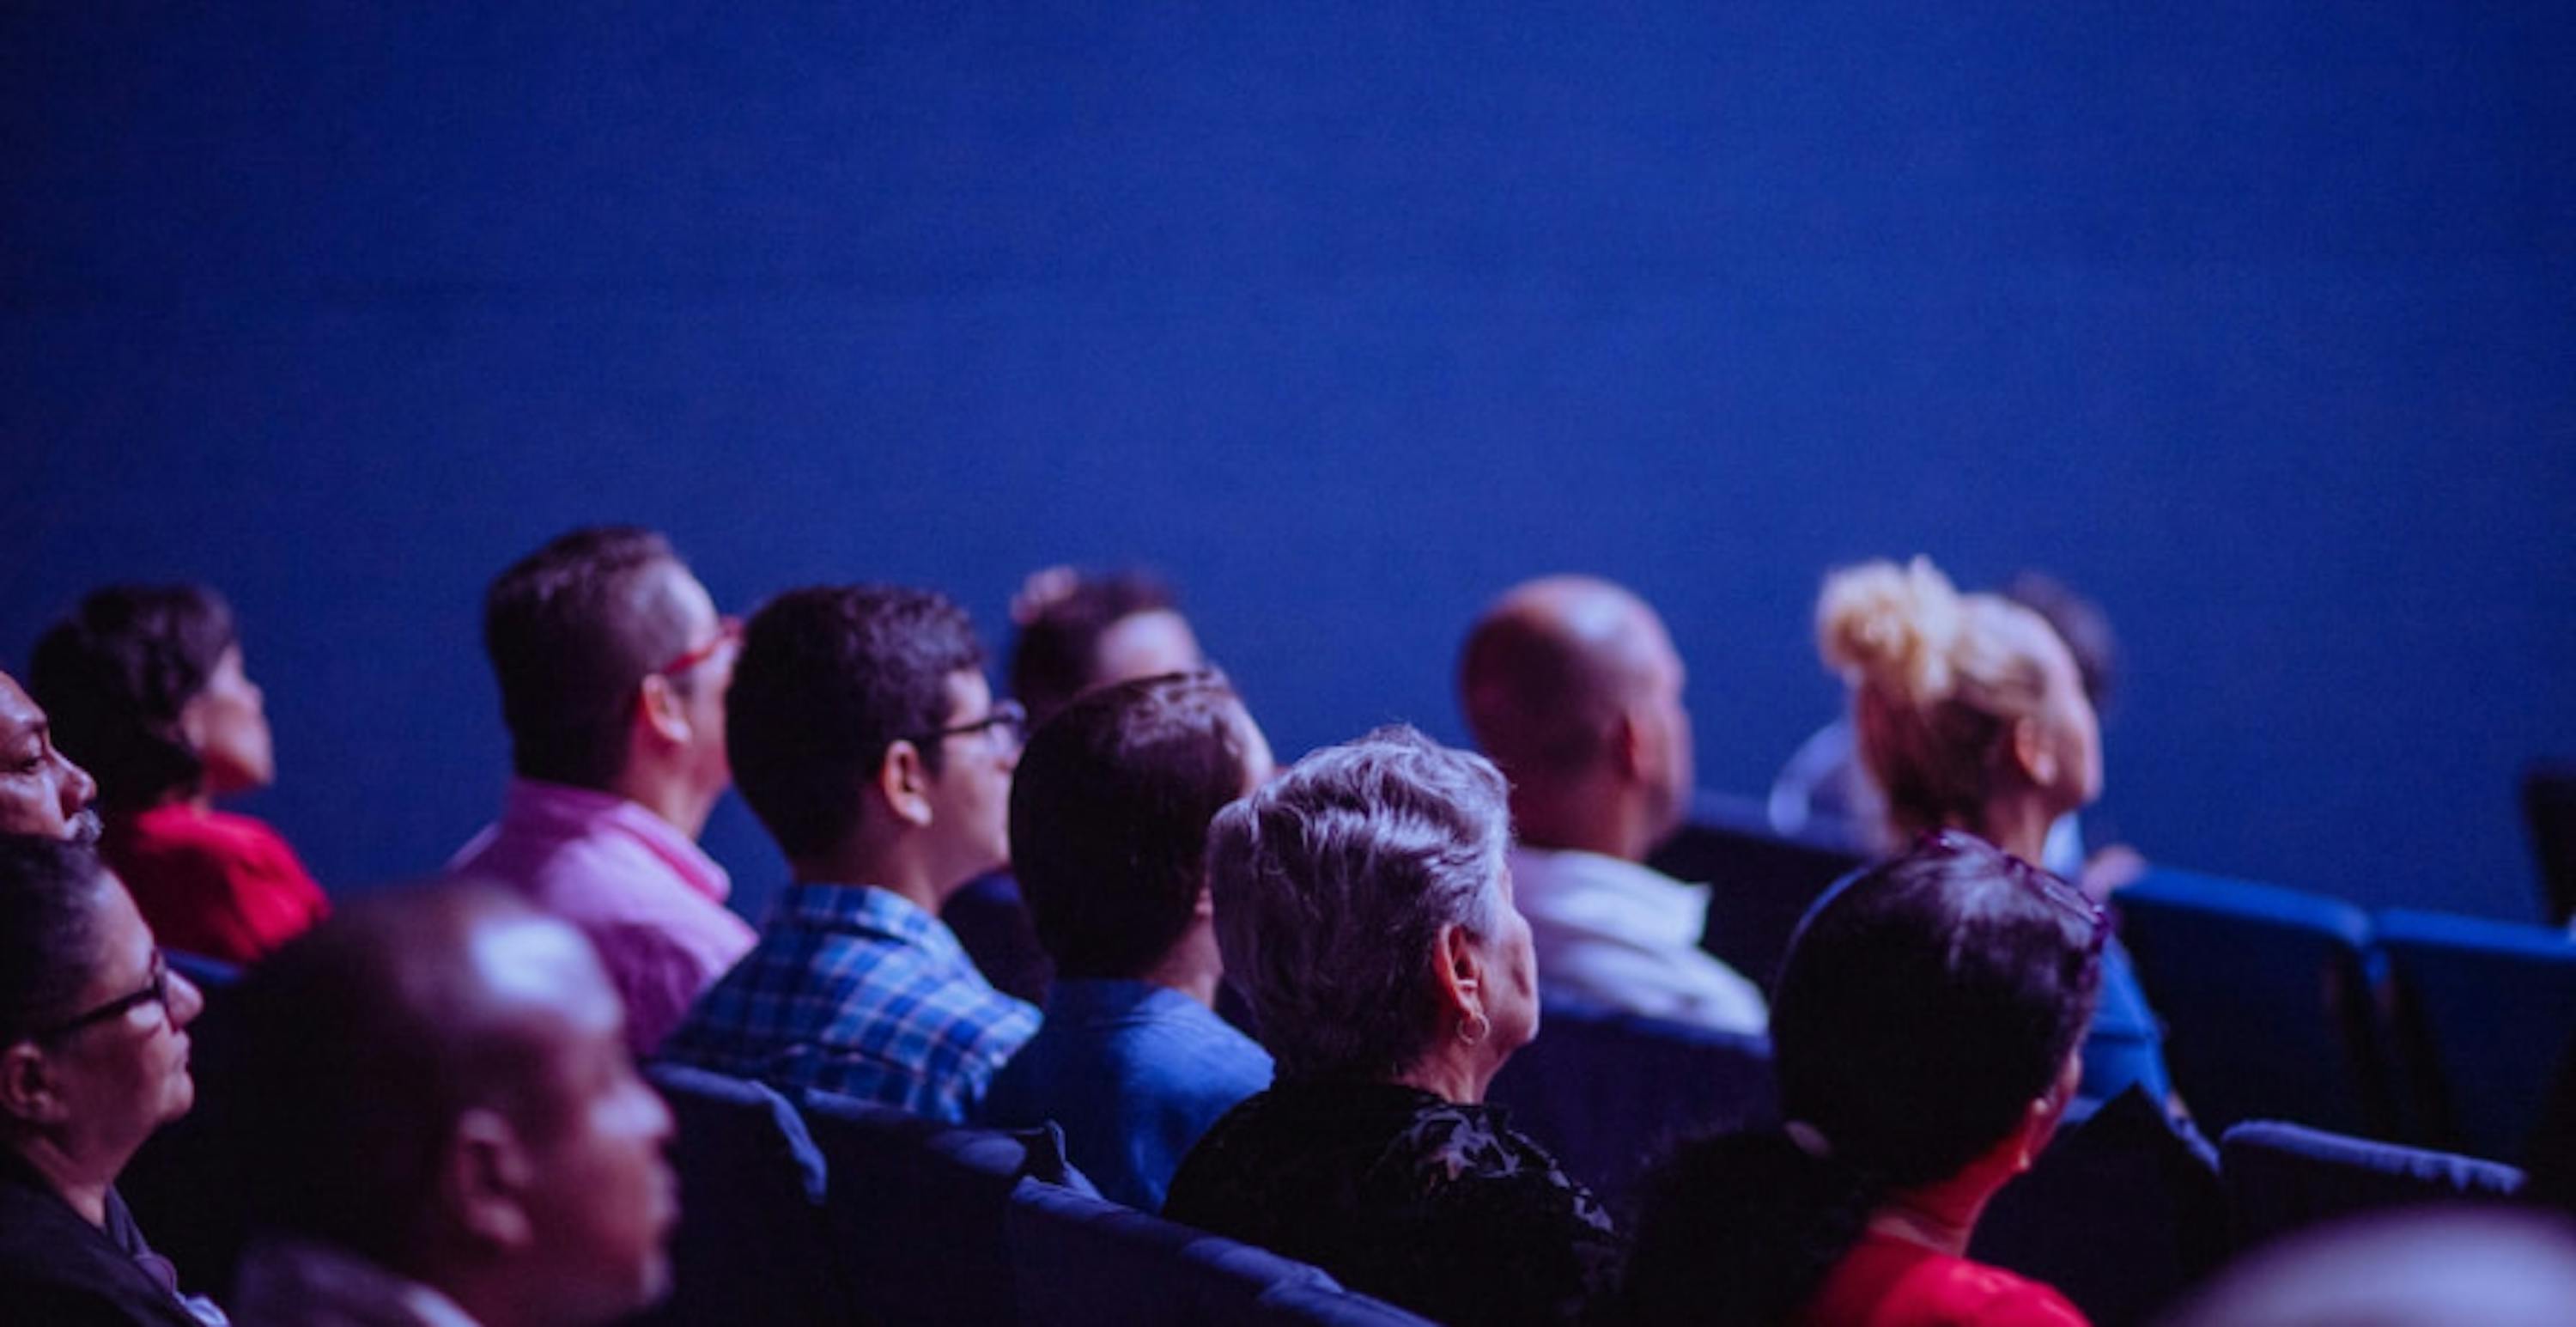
1818, 557, 2068, 839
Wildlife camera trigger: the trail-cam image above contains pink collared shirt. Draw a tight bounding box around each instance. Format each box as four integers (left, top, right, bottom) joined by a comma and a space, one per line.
447, 779, 756, 1056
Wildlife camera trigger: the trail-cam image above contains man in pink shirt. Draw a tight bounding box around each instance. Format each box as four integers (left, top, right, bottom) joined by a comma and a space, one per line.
448, 527, 755, 1056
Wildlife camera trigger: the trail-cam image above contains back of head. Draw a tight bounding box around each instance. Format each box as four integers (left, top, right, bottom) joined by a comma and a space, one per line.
1456, 575, 1650, 785
481, 527, 693, 789
1204, 724, 1510, 1082
28, 583, 237, 810
0, 837, 111, 1056
1009, 670, 1259, 980
1009, 568, 1185, 729
1816, 557, 2058, 837
1625, 831, 2103, 1326
2164, 1208, 2576, 1327
726, 585, 983, 860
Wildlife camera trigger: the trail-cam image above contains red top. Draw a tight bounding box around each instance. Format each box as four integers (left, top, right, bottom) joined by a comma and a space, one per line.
1799, 1233, 2091, 1327
103, 803, 331, 965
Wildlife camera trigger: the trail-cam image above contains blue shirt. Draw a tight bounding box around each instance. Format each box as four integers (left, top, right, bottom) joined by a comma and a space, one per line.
2078, 937, 2174, 1108
981, 978, 1273, 1211
661, 881, 1040, 1123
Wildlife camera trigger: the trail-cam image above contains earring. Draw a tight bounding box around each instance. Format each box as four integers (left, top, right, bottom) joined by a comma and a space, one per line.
1458, 1011, 1491, 1047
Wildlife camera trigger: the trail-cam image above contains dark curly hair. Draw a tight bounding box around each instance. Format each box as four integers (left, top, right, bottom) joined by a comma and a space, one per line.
28, 584, 239, 810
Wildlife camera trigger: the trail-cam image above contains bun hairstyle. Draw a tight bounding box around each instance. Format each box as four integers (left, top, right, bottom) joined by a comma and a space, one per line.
1624, 831, 2105, 1326
1817, 557, 2061, 838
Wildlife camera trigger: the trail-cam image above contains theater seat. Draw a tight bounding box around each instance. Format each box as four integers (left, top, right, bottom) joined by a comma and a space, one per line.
2112, 868, 2396, 1137
2221, 1120, 2524, 1252
1485, 997, 1775, 1214
1649, 790, 1864, 992
166, 948, 241, 991
1972, 1087, 2227, 1327
1005, 1182, 1434, 1326
630, 1064, 845, 1327
799, 1089, 1086, 1327
2524, 764, 2576, 928
2379, 908, 2576, 1161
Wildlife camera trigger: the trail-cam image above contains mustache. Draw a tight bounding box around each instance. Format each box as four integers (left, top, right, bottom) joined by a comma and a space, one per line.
67, 807, 104, 846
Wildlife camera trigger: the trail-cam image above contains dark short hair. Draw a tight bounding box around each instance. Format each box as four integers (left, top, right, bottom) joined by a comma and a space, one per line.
481, 527, 698, 789
1624, 831, 2105, 1325
1010, 671, 1254, 980
1009, 570, 1179, 728
0, 839, 114, 1046
28, 584, 238, 810
727, 586, 984, 861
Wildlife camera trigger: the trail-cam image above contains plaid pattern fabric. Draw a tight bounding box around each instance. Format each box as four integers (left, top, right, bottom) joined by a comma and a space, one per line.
660, 880, 1039, 1123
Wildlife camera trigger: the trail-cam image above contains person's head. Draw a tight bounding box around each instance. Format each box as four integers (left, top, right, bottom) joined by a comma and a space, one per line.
1009, 671, 1273, 983
727, 586, 1017, 894
2165, 1208, 2576, 1327
2002, 571, 2120, 717
1459, 575, 1694, 856
0, 840, 204, 1184
1008, 567, 1202, 730
28, 583, 271, 811
481, 527, 735, 824
1624, 831, 2105, 1326
1206, 725, 1534, 1096
0, 672, 101, 842
1817, 557, 2102, 841
234, 884, 675, 1327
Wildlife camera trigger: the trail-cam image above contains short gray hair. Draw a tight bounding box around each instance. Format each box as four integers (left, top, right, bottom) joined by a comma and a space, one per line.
1206, 724, 1512, 1081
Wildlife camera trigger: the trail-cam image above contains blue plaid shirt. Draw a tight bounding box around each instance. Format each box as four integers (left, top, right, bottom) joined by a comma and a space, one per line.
660, 880, 1040, 1123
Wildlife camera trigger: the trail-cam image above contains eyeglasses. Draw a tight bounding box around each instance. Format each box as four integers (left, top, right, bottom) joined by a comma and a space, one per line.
908, 699, 1028, 753
653, 615, 744, 680
27, 951, 173, 1043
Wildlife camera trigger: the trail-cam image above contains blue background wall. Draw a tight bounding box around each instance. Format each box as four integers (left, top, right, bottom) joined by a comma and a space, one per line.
5, 4, 2570, 924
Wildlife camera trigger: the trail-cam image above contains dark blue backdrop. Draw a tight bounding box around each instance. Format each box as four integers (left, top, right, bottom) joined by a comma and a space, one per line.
5, 4, 2570, 924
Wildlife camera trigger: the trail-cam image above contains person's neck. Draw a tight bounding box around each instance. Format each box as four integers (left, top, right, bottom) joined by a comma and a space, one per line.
1970, 794, 2059, 867
1391, 1042, 1488, 1105
1135, 924, 1224, 1008
792, 837, 951, 917
1510, 779, 1653, 862
607, 764, 714, 841
9, 1135, 118, 1227
1863, 1166, 2002, 1259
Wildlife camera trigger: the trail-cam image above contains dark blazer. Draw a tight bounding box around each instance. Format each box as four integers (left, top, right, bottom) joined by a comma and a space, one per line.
0, 1149, 206, 1327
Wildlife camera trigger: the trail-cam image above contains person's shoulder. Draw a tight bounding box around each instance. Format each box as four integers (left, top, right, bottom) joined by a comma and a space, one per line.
1885, 1251, 2091, 1327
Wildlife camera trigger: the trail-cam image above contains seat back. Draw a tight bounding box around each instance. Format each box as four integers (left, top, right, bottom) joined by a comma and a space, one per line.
1485, 998, 1775, 1215
1005, 1182, 1435, 1327
799, 1089, 1082, 1327
1648, 791, 1865, 991
630, 1064, 845, 1327
2524, 763, 2576, 928
2378, 908, 2576, 1160
2113, 868, 2395, 1136
2220, 1120, 2524, 1251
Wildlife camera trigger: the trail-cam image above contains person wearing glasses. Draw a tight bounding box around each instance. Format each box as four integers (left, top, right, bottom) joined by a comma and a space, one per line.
660, 586, 1036, 1122
1814, 556, 2173, 1111
1623, 831, 2103, 1327
447, 527, 756, 1057
28, 585, 326, 966
0, 838, 224, 1326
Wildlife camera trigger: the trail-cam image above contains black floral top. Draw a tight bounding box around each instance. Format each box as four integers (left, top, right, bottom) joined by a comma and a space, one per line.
1163, 1080, 1623, 1326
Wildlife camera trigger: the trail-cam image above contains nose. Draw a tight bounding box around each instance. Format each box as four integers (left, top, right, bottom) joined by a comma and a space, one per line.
58, 752, 98, 818
167, 970, 206, 1029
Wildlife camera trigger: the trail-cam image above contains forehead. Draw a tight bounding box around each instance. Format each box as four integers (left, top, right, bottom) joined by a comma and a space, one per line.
943, 668, 993, 721
1092, 610, 1202, 684
0, 675, 41, 740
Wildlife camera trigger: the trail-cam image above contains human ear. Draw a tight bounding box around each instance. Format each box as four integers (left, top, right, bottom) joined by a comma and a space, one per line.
634, 675, 692, 748
0, 1044, 64, 1125
878, 740, 934, 828
2010, 715, 2058, 788
441, 1107, 537, 1252
1429, 923, 1485, 1021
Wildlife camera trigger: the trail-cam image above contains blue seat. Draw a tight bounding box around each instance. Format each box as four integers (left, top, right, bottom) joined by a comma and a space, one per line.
1973, 1087, 2227, 1327
2113, 868, 2396, 1137
166, 948, 241, 990
2378, 908, 2576, 1161
799, 1089, 1085, 1327
2220, 1120, 2524, 1251
632, 1064, 846, 1327
1005, 1182, 1434, 1327
2524, 763, 2576, 928
1485, 997, 1775, 1215
1648, 790, 1865, 991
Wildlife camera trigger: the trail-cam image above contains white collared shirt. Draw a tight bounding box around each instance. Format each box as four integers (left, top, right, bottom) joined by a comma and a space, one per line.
1507, 846, 1769, 1034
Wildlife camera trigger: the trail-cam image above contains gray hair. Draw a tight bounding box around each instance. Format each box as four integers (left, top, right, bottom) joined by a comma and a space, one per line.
1205, 724, 1512, 1081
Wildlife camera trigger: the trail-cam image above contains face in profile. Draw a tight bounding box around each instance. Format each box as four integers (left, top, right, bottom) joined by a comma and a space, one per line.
1628, 608, 1697, 843
0, 675, 101, 843
34, 874, 205, 1152
1473, 861, 1543, 1065
2023, 620, 2104, 814
649, 563, 738, 802
187, 645, 275, 796
924, 669, 1020, 886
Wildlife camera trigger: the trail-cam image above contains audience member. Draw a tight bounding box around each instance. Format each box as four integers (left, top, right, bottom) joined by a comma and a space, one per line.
0, 838, 220, 1326
30, 586, 326, 964
947, 566, 1206, 1005
981, 671, 1276, 1209
1457, 575, 1765, 1033
447, 527, 755, 1056
227, 883, 676, 1327
1164, 725, 1620, 1327
1624, 831, 2101, 1327
661, 586, 1037, 1122
0, 670, 103, 843
2160, 1208, 2576, 1327
1815, 556, 2173, 1108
